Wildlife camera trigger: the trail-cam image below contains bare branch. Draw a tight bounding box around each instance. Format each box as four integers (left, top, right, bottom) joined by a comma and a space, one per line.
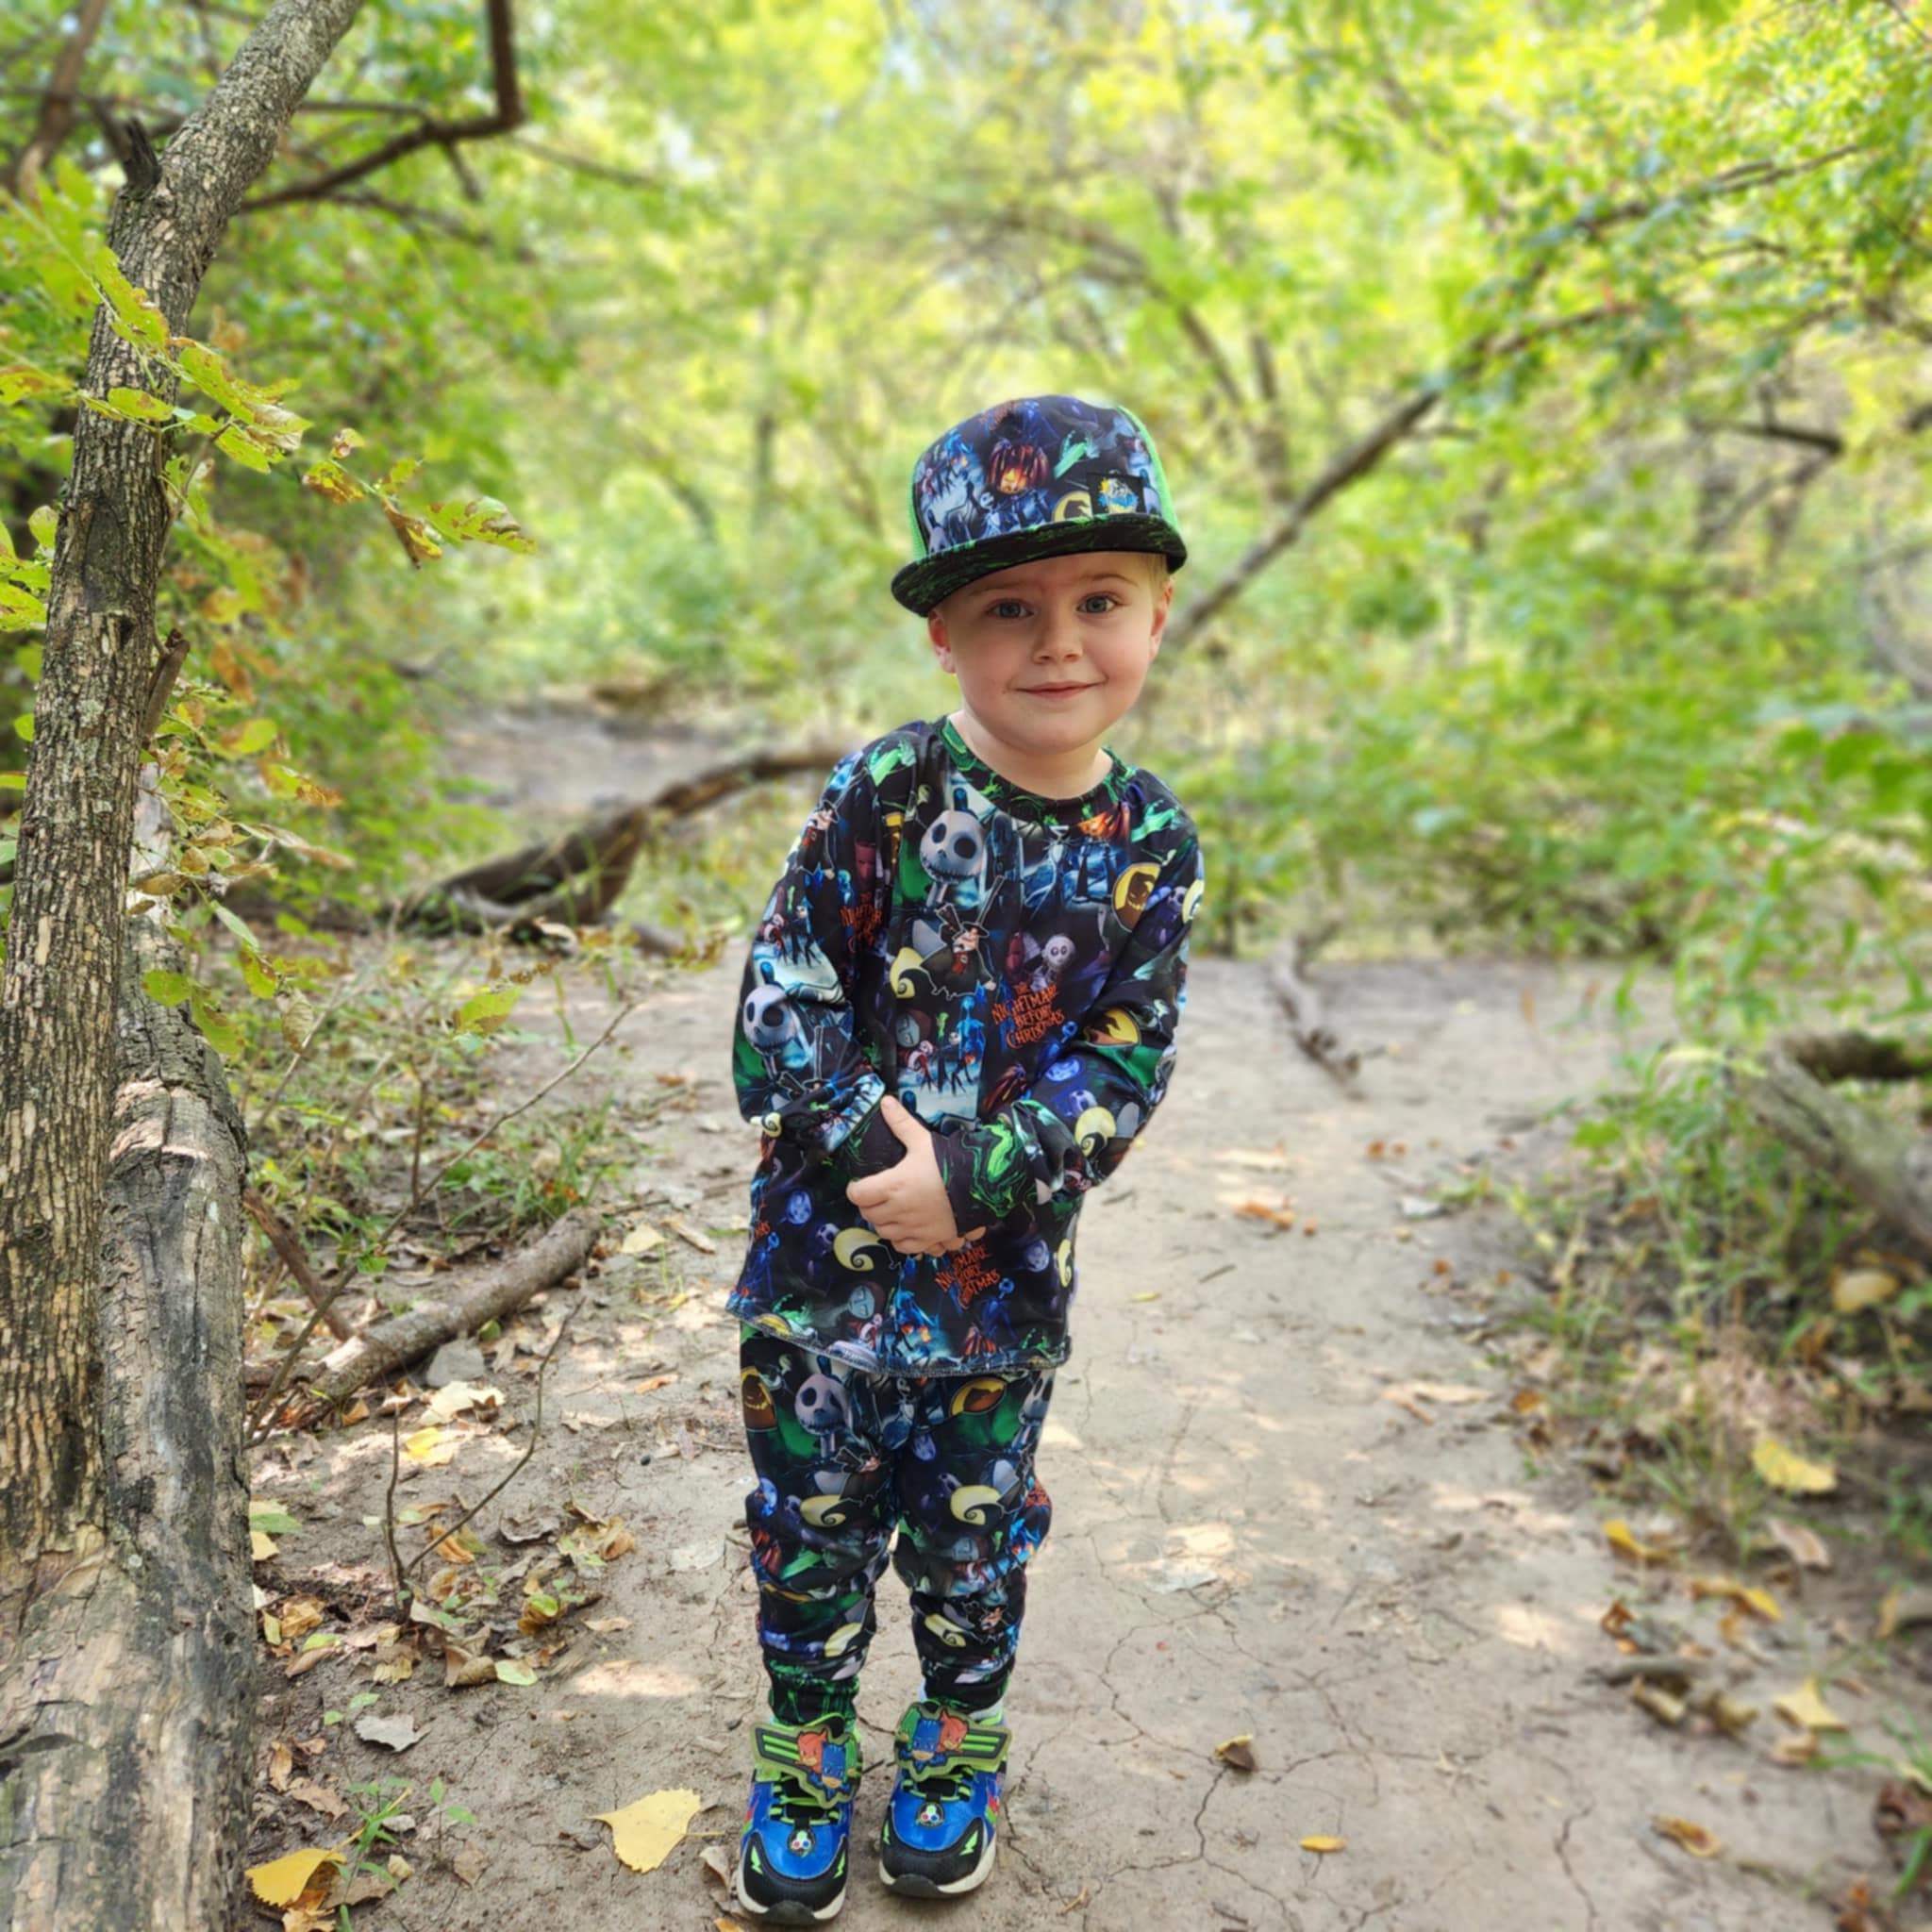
240, 0, 524, 212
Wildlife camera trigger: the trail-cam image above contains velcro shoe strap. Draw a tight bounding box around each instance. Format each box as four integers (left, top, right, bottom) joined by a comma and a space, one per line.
753, 1723, 860, 1803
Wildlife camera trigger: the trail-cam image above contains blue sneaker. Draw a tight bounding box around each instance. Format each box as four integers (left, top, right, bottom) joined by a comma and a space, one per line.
877, 1699, 1009, 1897
736, 1714, 862, 1923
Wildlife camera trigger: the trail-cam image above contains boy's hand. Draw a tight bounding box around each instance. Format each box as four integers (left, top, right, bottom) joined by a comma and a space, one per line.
846, 1095, 989, 1255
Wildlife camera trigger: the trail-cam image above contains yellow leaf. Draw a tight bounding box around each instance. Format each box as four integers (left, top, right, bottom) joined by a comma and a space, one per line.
252, 1529, 278, 1560
1653, 1815, 1723, 1857
1878, 1585, 1902, 1641
1830, 1268, 1899, 1315
594, 1788, 705, 1874
246, 1844, 344, 1906
1605, 1519, 1674, 1566
1753, 1437, 1836, 1495
1687, 1577, 1781, 1622
1773, 1677, 1847, 1732
1299, 1835, 1345, 1854
403, 1424, 456, 1467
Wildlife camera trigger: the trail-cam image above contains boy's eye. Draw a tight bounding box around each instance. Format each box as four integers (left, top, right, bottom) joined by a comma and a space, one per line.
1079, 593, 1119, 613
987, 599, 1027, 619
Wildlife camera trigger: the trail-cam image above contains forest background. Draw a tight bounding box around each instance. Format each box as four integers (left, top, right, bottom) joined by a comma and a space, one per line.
2, 0, 1931, 1921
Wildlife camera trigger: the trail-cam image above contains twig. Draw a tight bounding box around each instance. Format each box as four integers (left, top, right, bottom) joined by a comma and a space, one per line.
243, 1186, 354, 1340
375, 999, 638, 1246
385, 1407, 408, 1621
246, 1003, 632, 1443
405, 1307, 574, 1575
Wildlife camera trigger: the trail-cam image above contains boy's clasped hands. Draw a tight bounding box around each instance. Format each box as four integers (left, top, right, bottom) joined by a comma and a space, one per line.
846, 1094, 989, 1256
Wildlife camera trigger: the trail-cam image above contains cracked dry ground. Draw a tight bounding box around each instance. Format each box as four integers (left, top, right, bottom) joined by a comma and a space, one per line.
258, 952, 1873, 1932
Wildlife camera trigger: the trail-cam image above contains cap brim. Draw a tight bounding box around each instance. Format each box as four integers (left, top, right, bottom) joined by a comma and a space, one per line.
891, 515, 1188, 617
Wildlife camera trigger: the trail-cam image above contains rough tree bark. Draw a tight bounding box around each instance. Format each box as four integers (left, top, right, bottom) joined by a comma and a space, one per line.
0, 1, 367, 1923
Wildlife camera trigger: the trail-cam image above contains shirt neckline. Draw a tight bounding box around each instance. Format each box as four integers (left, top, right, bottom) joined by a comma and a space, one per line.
938, 714, 1134, 825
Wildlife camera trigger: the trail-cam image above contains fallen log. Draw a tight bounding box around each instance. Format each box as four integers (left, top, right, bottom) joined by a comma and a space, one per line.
282, 1205, 601, 1421
1267, 921, 1362, 1087
1780, 1028, 1932, 1085
0, 906, 255, 1928
1729, 1044, 1932, 1252
390, 741, 845, 941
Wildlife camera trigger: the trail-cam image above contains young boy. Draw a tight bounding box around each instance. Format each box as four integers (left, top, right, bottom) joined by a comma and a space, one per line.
726, 393, 1206, 1922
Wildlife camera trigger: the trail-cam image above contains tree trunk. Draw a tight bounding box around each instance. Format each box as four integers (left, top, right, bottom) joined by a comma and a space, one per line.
0, 5, 367, 1924
0, 914, 253, 1928
0, 0, 366, 1586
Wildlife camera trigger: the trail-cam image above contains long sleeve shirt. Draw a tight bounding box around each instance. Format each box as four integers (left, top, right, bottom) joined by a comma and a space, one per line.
727, 713, 1205, 1375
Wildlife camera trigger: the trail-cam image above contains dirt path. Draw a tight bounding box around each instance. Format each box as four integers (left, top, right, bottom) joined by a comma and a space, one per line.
251, 948, 1876, 1931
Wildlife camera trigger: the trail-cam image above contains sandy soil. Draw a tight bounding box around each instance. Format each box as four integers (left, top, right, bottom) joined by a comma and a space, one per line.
244, 940, 1917, 1932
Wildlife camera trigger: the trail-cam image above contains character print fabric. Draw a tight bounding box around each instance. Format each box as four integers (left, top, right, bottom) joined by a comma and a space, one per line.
739, 1325, 1054, 1724
728, 714, 1204, 1377
891, 394, 1187, 615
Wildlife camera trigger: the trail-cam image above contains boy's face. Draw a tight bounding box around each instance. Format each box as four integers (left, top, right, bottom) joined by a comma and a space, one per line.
926, 550, 1173, 768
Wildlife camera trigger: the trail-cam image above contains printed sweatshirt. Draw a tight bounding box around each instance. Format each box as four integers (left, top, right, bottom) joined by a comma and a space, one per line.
727, 713, 1204, 1375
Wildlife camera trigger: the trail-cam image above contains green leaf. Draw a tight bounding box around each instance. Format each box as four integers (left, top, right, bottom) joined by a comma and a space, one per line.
27, 507, 57, 551
240, 948, 278, 999
88, 243, 168, 349
142, 969, 194, 1008
190, 991, 242, 1058
455, 987, 523, 1036
105, 385, 175, 424
11, 712, 32, 742
248, 1503, 301, 1533
220, 718, 279, 758
214, 424, 274, 473
494, 1659, 538, 1687
209, 897, 258, 948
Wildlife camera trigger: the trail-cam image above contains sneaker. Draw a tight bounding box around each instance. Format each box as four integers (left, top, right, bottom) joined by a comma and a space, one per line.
877, 1698, 1010, 1897
736, 1714, 862, 1923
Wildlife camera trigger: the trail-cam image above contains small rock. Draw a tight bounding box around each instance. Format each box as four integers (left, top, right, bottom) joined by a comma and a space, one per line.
424, 1340, 486, 1388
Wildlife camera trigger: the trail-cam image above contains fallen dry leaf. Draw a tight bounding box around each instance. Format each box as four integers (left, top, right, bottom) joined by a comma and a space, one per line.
246, 1844, 344, 1907
1773, 1677, 1847, 1732
286, 1779, 347, 1821
402, 1424, 456, 1467
1688, 1576, 1781, 1623
426, 1381, 501, 1422
1769, 1730, 1820, 1768
1381, 1387, 1436, 1425
1631, 1679, 1688, 1726
1753, 1436, 1837, 1496
697, 1843, 734, 1889
444, 1641, 497, 1689
1605, 1520, 1676, 1567
1299, 1835, 1345, 1854
585, 1617, 633, 1634
354, 1712, 422, 1752
1214, 1734, 1257, 1773
594, 1788, 705, 1874
267, 1740, 293, 1790
634, 1374, 676, 1393
1765, 1516, 1831, 1572
621, 1220, 665, 1256
278, 1596, 325, 1643
1233, 1198, 1296, 1229
1653, 1815, 1723, 1858
1831, 1268, 1899, 1315
663, 1215, 717, 1255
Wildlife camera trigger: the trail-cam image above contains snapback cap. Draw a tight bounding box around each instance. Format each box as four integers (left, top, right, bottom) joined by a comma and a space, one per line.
891, 393, 1187, 616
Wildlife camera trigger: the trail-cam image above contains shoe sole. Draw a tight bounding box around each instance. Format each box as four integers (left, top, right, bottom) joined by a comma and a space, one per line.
736, 1869, 847, 1923
878, 1829, 997, 1898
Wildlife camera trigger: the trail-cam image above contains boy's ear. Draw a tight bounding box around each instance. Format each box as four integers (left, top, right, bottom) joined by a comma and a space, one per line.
927, 606, 954, 669
1148, 576, 1174, 653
